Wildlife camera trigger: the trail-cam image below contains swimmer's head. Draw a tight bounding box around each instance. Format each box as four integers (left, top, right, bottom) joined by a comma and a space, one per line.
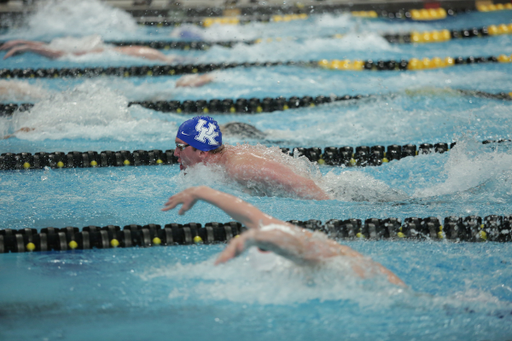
176, 116, 222, 151
174, 116, 223, 170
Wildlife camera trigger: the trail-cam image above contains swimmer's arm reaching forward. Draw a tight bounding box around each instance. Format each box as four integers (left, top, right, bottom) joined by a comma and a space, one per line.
0, 40, 45, 50
162, 186, 281, 229
162, 186, 405, 286
3, 44, 65, 59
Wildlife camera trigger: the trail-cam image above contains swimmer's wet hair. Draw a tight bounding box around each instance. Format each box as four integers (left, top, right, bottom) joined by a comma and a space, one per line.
192, 144, 225, 154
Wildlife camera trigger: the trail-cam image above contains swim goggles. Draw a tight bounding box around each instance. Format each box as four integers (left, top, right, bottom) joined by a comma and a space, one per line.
175, 142, 190, 151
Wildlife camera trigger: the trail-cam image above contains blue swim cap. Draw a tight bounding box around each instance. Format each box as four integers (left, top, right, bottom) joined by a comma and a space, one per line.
176, 116, 222, 152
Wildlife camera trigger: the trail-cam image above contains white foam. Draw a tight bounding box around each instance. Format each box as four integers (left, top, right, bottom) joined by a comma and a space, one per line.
413, 139, 512, 198
143, 248, 403, 306
313, 13, 353, 28
5, 0, 138, 39
0, 80, 50, 102
321, 170, 409, 202
198, 32, 395, 63
6, 81, 177, 142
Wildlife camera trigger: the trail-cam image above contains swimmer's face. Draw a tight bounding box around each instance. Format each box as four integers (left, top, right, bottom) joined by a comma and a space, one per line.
174, 137, 205, 170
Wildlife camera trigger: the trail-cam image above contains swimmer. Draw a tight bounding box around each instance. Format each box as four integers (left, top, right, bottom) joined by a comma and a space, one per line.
1, 35, 179, 63
162, 185, 405, 286
2, 127, 35, 140
174, 116, 330, 200
0, 80, 49, 101
219, 122, 267, 140
0, 73, 213, 103
0, 75, 214, 139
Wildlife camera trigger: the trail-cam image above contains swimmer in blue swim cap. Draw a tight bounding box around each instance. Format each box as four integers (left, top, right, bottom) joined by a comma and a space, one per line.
174, 116, 330, 200
163, 186, 405, 286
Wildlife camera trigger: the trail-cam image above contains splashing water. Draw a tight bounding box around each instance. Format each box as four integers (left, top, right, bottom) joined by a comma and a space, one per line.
321, 170, 409, 202
413, 138, 512, 198
141, 248, 402, 306
2, 82, 177, 142
3, 0, 138, 40
172, 145, 324, 198
0, 80, 50, 102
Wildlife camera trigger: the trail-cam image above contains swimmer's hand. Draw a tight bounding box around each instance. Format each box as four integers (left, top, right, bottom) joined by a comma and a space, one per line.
163, 186, 290, 230
214, 229, 255, 265
162, 187, 199, 215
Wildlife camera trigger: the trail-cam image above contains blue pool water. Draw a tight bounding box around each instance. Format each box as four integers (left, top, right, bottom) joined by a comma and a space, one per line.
1, 1, 512, 340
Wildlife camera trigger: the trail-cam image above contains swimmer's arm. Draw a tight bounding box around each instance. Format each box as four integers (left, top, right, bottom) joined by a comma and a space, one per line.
175, 73, 214, 88
3, 45, 64, 59
229, 159, 330, 201
215, 226, 343, 265
215, 226, 406, 286
0, 40, 45, 50
162, 186, 284, 229
113, 46, 178, 63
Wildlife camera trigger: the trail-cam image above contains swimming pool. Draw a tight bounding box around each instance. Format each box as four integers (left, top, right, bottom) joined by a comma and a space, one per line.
1, 1, 512, 340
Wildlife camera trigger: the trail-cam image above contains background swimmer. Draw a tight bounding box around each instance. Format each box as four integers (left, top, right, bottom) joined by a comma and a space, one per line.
0, 75, 214, 139
162, 185, 405, 287
0, 80, 49, 102
219, 122, 267, 140
1, 35, 180, 62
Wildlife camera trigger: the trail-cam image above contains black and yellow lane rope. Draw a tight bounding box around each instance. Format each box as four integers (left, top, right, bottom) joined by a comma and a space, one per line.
4, 22, 508, 52
0, 222, 243, 253
1, 52, 512, 80
118, 23, 512, 49
2, 89, 511, 117
384, 23, 512, 44
138, 13, 309, 28
1, 139, 510, 171
136, 3, 512, 29
352, 3, 512, 20
44, 23, 507, 51
317, 54, 512, 71
352, 7, 450, 21
477, 2, 512, 12
136, 5, 493, 28
0, 214, 510, 254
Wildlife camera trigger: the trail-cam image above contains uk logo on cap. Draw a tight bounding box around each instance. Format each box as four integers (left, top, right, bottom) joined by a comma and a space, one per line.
176, 116, 222, 152
194, 118, 219, 146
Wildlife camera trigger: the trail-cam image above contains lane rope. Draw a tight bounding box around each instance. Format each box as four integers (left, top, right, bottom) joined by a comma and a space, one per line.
135, 6, 484, 27
1, 52, 512, 80
3, 23, 510, 52
1, 3, 506, 30
0, 214, 510, 254
1, 89, 511, 116
1, 139, 510, 171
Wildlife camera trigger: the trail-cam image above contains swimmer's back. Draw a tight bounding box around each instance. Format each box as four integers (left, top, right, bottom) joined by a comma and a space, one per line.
220, 122, 266, 139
